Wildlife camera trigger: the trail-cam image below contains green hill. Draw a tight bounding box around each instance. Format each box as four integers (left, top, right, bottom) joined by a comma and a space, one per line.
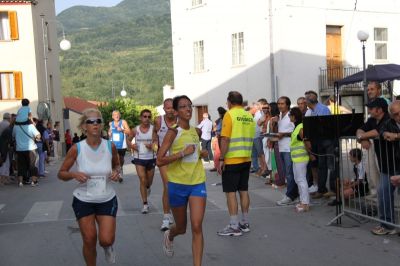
57, 0, 173, 105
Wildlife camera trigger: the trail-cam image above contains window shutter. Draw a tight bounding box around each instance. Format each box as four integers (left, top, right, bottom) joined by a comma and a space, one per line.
8, 11, 19, 40
13, 71, 23, 99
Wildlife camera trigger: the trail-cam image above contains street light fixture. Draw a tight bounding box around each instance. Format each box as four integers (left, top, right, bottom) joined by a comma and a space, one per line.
40, 15, 71, 121
357, 30, 369, 120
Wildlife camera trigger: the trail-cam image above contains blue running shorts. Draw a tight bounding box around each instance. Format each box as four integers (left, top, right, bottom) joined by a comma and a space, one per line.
168, 182, 207, 207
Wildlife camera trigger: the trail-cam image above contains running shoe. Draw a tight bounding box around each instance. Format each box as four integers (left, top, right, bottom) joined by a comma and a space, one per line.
141, 204, 149, 214
18, 182, 23, 187
239, 222, 250, 233
31, 181, 38, 187
217, 225, 242, 236
371, 226, 397, 235
103, 245, 116, 264
161, 218, 170, 231
163, 230, 174, 257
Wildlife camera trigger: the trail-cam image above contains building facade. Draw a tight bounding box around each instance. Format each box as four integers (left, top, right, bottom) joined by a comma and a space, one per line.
169, 0, 400, 122
0, 0, 63, 125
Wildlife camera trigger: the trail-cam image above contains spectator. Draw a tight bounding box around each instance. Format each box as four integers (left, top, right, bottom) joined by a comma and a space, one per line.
72, 133, 80, 144
197, 113, 214, 163
254, 98, 268, 176
12, 116, 40, 186
326, 95, 351, 114
296, 97, 308, 117
356, 98, 396, 235
52, 121, 61, 160
0, 113, 12, 184
212, 107, 227, 172
274, 96, 298, 206
65, 129, 72, 152
343, 148, 369, 199
36, 120, 50, 177
15, 98, 32, 125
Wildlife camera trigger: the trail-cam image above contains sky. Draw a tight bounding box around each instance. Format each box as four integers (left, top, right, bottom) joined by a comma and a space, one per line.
55, 0, 122, 14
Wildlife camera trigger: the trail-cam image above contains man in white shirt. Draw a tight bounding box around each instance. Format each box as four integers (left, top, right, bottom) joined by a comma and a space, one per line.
197, 113, 213, 162
274, 96, 298, 206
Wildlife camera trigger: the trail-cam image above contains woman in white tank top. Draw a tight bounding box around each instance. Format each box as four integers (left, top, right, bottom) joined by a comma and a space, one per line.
58, 108, 121, 265
128, 109, 158, 214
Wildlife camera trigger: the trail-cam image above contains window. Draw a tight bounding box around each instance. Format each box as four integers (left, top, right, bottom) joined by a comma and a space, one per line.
0, 72, 23, 100
232, 32, 244, 66
374, 28, 388, 60
192, 0, 202, 6
193, 40, 204, 73
0, 11, 19, 41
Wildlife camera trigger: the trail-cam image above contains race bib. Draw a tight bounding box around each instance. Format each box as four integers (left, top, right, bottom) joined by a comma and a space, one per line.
182, 143, 199, 163
87, 176, 106, 196
139, 142, 147, 153
112, 133, 120, 142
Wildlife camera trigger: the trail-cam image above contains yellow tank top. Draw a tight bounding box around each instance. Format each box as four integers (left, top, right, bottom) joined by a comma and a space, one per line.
167, 126, 206, 185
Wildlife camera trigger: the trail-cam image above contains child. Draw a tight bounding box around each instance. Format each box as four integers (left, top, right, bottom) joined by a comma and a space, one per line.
15, 98, 32, 125
343, 148, 369, 199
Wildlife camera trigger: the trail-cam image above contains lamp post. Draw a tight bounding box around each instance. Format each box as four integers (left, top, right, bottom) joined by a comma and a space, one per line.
111, 81, 127, 110
40, 15, 71, 121
357, 30, 369, 120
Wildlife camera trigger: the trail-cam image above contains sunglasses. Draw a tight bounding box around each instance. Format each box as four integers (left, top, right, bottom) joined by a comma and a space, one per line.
85, 118, 102, 125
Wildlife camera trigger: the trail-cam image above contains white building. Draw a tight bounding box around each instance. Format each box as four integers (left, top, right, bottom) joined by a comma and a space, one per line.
169, 0, 400, 123
0, 0, 64, 125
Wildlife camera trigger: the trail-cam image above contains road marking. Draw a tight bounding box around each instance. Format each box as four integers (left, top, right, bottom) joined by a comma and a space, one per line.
23, 201, 63, 223
206, 190, 228, 210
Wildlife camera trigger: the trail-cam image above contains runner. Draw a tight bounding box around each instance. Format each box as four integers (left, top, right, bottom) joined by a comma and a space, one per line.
58, 108, 120, 265
129, 109, 158, 214
108, 110, 130, 183
157, 95, 208, 266
154, 98, 178, 230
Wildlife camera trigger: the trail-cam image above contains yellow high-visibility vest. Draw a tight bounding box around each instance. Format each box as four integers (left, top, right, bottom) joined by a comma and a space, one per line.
290, 123, 309, 163
225, 108, 256, 159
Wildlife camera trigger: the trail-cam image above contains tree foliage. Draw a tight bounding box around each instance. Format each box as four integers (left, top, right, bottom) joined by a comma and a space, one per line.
58, 0, 173, 106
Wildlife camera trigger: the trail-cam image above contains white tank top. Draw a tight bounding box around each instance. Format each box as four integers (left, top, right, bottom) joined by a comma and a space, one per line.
157, 115, 169, 147
134, 125, 155, 160
73, 139, 116, 203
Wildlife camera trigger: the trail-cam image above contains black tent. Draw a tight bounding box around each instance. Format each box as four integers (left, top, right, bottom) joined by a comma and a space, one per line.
336, 64, 400, 86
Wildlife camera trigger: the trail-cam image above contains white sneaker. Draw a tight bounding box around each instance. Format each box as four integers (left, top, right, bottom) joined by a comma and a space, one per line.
308, 185, 318, 193
276, 195, 294, 206
18, 182, 23, 187
160, 218, 170, 231
163, 230, 174, 257
141, 204, 149, 214
103, 245, 116, 264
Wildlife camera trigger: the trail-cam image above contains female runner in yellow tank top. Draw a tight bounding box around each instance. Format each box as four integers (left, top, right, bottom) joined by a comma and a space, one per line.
156, 95, 208, 266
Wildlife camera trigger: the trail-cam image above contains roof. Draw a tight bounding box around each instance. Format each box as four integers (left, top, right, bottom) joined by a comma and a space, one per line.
64, 97, 98, 114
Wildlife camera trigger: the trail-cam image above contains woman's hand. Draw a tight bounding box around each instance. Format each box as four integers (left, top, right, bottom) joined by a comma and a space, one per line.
73, 172, 90, 183
109, 169, 121, 182
200, 149, 208, 159
183, 144, 196, 156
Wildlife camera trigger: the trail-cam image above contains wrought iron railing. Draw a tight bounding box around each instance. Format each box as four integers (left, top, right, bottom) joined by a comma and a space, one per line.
319, 66, 362, 92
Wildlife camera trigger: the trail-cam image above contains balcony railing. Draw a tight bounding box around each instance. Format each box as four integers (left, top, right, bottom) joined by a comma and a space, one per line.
319, 66, 362, 92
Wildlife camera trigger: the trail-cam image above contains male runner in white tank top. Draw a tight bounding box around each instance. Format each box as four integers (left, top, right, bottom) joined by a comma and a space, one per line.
128, 109, 158, 214
154, 98, 177, 231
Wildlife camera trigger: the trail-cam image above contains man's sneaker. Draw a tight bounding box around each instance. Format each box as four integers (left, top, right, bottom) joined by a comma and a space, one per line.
160, 218, 170, 231
371, 226, 397, 235
217, 225, 242, 236
103, 245, 116, 264
147, 187, 151, 197
141, 204, 149, 214
308, 185, 318, 193
18, 182, 23, 187
276, 195, 294, 206
163, 230, 174, 257
31, 181, 38, 187
239, 222, 250, 233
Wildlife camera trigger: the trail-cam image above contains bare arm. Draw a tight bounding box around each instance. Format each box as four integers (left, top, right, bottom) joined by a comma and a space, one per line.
122, 119, 131, 135
58, 144, 89, 183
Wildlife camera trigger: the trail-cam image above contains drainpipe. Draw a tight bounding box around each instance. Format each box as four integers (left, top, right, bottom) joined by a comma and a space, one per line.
268, 0, 277, 101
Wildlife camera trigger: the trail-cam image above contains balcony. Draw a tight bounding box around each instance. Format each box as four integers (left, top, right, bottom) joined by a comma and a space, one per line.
319, 66, 362, 96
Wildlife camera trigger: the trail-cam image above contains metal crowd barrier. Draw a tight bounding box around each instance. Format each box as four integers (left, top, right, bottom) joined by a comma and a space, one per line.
329, 136, 400, 229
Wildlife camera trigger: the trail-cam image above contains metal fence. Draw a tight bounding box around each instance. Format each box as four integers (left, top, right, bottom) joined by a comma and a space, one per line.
329, 137, 400, 229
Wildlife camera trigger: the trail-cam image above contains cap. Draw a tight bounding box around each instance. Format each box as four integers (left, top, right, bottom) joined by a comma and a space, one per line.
366, 97, 388, 111
3, 112, 10, 119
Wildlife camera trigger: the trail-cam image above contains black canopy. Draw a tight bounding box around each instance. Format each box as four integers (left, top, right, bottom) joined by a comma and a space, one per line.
335, 64, 400, 86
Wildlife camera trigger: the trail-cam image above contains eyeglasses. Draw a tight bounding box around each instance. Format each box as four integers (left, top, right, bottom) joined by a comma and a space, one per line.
262, 107, 270, 110
85, 118, 102, 125
178, 104, 194, 109
142, 115, 152, 118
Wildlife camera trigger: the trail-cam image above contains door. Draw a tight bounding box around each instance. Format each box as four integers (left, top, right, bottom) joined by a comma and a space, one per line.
326, 26, 343, 86
196, 105, 208, 124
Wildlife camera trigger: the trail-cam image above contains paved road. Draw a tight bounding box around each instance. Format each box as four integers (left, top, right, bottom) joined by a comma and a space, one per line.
0, 158, 399, 266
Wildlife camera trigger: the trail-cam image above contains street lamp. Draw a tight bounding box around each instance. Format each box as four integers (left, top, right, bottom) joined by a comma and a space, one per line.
111, 81, 127, 110
357, 30, 369, 120
40, 15, 71, 121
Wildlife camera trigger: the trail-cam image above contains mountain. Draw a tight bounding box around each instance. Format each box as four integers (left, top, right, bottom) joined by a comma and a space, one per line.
57, 0, 173, 105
